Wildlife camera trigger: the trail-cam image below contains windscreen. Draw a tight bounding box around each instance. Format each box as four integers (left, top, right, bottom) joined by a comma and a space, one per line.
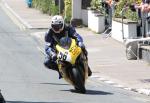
59, 37, 72, 49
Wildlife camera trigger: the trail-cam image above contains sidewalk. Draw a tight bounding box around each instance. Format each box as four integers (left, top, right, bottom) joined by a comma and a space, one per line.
1, 0, 150, 96
0, 0, 50, 29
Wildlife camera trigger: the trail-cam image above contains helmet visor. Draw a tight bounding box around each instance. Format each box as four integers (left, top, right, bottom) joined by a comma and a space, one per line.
52, 24, 63, 32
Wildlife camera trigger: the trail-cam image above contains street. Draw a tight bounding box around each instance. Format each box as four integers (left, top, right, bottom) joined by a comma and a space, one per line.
0, 5, 149, 103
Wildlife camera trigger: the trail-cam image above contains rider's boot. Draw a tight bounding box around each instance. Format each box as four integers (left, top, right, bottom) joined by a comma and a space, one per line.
55, 66, 62, 79
58, 72, 62, 79
88, 66, 92, 76
57, 69, 62, 79
44, 61, 62, 79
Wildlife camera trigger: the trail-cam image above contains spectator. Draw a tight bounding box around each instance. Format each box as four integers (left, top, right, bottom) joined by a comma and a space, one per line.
103, 0, 119, 29
133, 0, 150, 12
134, 0, 150, 37
142, 4, 150, 12
105, 0, 119, 15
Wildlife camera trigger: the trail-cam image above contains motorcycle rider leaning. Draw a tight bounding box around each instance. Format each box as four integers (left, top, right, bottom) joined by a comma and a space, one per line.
44, 15, 92, 79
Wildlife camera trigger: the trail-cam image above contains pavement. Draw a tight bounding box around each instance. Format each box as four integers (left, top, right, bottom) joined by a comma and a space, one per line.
1, 0, 150, 96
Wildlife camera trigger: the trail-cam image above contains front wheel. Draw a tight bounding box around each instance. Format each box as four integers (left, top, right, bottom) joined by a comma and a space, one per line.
71, 68, 86, 93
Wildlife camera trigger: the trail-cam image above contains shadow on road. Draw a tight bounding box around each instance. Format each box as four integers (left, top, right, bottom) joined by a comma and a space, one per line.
61, 89, 113, 95
140, 79, 150, 83
85, 89, 113, 95
40, 82, 69, 85
6, 101, 70, 103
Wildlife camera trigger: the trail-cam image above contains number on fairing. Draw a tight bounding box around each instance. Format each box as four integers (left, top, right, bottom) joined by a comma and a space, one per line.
58, 52, 68, 61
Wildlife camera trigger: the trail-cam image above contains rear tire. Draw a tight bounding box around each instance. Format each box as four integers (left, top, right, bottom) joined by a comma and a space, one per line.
71, 68, 86, 93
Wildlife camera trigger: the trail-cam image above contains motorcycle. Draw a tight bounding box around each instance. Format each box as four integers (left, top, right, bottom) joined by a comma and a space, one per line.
55, 37, 89, 93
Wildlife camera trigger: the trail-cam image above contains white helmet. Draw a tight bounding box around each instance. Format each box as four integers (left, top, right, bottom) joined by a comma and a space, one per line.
51, 15, 64, 33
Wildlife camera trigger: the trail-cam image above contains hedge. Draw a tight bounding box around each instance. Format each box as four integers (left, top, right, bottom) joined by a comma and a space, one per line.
32, 0, 72, 23
114, 0, 138, 21
32, 0, 59, 15
64, 0, 72, 23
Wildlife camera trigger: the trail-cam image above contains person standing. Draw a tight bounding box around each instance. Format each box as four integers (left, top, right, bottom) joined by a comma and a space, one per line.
103, 0, 119, 29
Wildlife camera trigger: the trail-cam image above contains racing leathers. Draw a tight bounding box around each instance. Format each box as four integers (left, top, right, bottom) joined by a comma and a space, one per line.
44, 24, 92, 78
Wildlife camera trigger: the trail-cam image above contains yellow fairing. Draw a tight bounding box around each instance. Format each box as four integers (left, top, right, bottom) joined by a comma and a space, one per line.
56, 39, 81, 64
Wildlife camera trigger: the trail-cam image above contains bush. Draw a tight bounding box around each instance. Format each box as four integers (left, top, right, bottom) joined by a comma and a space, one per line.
48, 3, 59, 15
32, 0, 71, 22
114, 0, 138, 21
32, 0, 59, 15
64, 0, 72, 23
90, 0, 104, 14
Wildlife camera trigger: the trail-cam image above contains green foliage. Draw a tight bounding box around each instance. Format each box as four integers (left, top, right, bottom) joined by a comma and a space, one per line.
90, 0, 101, 10
90, 0, 104, 14
32, 0, 59, 15
64, 0, 72, 23
49, 3, 59, 15
114, 0, 138, 21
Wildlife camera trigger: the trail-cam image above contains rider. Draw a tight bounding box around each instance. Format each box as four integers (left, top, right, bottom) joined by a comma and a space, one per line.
44, 15, 92, 79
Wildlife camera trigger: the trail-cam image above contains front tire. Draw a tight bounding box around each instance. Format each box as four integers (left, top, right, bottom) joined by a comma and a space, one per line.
71, 68, 86, 93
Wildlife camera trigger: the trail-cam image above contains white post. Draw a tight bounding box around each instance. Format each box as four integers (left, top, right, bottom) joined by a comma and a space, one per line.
72, 0, 82, 19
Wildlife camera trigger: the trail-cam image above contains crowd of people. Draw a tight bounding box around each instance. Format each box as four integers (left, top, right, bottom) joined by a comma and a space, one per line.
103, 0, 150, 13
102, 0, 150, 37
135, 0, 150, 12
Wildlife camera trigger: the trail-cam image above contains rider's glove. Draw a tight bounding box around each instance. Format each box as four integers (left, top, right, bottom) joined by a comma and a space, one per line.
47, 48, 57, 61
78, 42, 85, 49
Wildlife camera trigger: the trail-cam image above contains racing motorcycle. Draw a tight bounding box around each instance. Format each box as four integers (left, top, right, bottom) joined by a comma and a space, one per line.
55, 37, 89, 93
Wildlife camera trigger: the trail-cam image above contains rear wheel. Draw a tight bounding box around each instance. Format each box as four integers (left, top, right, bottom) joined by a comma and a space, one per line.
71, 68, 86, 93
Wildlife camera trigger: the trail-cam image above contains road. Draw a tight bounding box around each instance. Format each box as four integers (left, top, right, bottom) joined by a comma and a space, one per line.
0, 7, 149, 103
